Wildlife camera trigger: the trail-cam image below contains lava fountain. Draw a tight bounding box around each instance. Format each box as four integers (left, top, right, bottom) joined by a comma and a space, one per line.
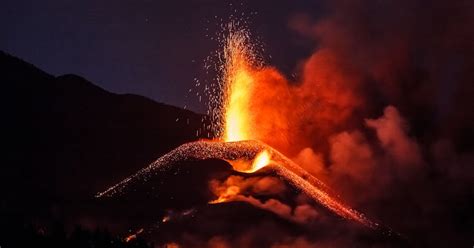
222, 26, 258, 142
97, 24, 381, 230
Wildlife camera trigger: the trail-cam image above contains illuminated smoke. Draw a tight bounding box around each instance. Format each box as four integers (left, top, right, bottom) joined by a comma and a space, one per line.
208, 175, 318, 224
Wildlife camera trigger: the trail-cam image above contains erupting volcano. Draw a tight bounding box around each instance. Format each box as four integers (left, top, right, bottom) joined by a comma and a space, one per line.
3, 0, 472, 246
97, 24, 381, 232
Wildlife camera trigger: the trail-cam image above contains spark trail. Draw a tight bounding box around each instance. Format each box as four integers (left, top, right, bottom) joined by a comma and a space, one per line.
96, 139, 378, 229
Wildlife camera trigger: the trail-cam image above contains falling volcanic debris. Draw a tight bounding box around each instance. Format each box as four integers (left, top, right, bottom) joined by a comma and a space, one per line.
97, 23, 383, 232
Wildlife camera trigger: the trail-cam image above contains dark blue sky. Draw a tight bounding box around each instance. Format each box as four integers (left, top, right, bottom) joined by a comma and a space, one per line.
1, 0, 323, 112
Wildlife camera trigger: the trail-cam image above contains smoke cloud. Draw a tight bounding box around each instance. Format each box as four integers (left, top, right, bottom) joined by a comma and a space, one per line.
166, 0, 474, 246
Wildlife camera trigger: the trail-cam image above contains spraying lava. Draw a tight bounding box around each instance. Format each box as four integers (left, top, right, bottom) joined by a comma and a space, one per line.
222, 27, 259, 142
97, 23, 381, 230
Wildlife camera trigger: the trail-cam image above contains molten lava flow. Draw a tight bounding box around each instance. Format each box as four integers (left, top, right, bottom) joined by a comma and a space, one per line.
248, 150, 270, 173
226, 149, 271, 173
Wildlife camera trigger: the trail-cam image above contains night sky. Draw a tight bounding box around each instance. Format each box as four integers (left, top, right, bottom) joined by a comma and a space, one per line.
2, 0, 323, 112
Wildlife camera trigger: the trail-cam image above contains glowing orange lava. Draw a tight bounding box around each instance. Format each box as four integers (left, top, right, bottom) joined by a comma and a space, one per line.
219, 27, 273, 174
124, 228, 143, 242
248, 150, 270, 172
222, 27, 258, 142
225, 149, 271, 173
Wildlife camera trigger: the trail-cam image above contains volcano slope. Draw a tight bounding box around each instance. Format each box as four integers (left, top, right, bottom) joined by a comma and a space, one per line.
97, 140, 382, 230
96, 141, 407, 247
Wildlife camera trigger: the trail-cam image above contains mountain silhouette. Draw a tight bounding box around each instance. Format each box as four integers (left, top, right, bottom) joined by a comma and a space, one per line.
1, 50, 211, 223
